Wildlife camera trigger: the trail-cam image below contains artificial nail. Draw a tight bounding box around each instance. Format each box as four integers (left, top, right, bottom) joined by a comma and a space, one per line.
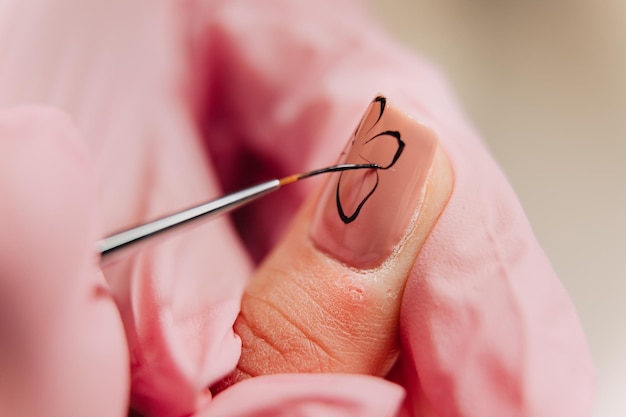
310, 96, 438, 269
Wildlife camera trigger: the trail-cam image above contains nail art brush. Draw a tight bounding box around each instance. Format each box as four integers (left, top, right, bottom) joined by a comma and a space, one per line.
98, 163, 378, 263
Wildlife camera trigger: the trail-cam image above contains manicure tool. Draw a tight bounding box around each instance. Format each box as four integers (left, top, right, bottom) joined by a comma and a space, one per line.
98, 163, 378, 263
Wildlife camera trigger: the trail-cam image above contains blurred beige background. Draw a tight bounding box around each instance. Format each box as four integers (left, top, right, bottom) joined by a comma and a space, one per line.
365, 1, 625, 416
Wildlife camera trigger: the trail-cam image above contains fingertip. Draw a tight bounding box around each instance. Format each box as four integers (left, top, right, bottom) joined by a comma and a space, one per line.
0, 106, 100, 278
0, 107, 129, 416
222, 96, 454, 384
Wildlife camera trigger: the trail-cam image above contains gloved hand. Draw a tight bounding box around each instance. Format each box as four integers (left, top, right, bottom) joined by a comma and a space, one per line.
0, 1, 594, 416
0, 108, 129, 417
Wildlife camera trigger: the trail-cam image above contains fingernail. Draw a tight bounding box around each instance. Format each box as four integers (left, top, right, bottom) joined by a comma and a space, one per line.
310, 96, 438, 269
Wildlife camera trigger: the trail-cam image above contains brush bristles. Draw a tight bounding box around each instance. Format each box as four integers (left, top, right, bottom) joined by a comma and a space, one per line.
278, 163, 379, 187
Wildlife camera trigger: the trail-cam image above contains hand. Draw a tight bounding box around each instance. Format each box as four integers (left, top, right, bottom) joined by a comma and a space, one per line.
0, 1, 594, 416
0, 108, 128, 417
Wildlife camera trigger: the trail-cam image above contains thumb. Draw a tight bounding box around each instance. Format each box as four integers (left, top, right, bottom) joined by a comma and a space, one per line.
218, 96, 453, 386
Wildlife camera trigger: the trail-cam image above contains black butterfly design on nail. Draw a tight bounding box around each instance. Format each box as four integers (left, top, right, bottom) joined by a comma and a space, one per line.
336, 96, 405, 224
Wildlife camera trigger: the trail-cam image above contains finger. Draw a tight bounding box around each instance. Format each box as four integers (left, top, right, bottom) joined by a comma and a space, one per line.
393, 85, 596, 416
200, 374, 403, 417
0, 3, 254, 415
96, 102, 252, 415
0, 107, 128, 417
213, 97, 453, 387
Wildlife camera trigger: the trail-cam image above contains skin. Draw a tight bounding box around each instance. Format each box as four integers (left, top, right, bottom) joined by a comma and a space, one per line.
223, 145, 453, 384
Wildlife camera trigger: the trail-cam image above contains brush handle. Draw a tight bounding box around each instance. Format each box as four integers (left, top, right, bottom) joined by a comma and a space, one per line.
99, 179, 280, 263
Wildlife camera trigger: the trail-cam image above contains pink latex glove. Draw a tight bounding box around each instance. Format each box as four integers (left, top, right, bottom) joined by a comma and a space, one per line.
0, 1, 594, 416
0, 108, 129, 417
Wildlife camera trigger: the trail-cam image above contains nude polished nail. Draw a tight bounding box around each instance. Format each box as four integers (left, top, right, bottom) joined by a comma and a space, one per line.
310, 96, 438, 269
